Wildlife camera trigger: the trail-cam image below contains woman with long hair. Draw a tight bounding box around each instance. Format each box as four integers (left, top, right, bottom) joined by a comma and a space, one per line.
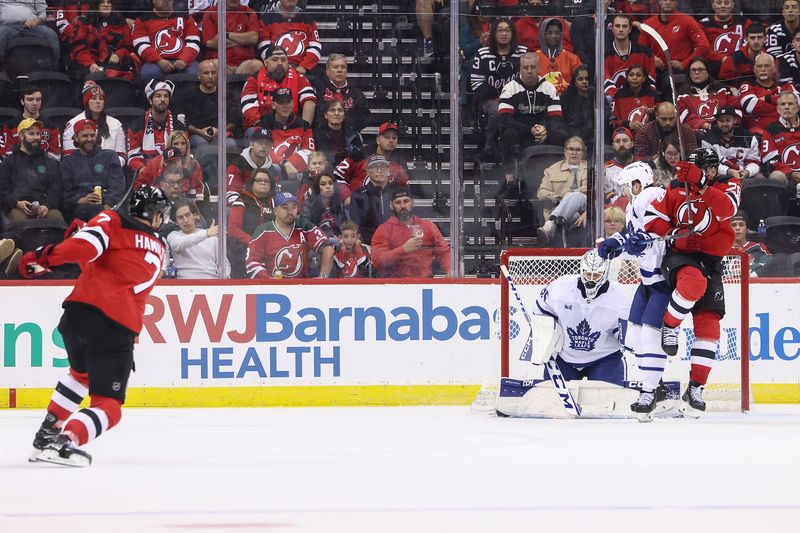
611, 64, 659, 135
561, 64, 594, 145
312, 99, 364, 168
227, 168, 275, 278
134, 131, 203, 197
62, 81, 126, 165
677, 56, 739, 136
652, 137, 681, 187
63, 0, 138, 80
301, 172, 350, 240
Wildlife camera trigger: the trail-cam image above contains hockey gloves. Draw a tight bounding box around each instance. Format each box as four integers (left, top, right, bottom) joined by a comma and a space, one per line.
676, 162, 708, 191
598, 233, 625, 259
19, 244, 55, 278
624, 230, 651, 256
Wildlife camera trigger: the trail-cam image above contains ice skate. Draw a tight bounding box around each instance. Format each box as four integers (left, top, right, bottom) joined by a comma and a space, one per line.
660, 323, 679, 356
631, 390, 656, 423
679, 381, 706, 418
30, 434, 92, 467
31, 426, 61, 453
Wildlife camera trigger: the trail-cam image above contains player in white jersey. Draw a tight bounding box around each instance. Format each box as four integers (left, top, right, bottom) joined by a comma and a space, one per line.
533, 250, 633, 385
597, 162, 673, 420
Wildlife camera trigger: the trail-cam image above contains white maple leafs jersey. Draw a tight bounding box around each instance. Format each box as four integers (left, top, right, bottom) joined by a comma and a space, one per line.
621, 186, 667, 285
534, 275, 633, 365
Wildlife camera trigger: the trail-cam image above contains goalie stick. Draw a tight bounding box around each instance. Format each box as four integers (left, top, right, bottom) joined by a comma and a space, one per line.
500, 264, 581, 417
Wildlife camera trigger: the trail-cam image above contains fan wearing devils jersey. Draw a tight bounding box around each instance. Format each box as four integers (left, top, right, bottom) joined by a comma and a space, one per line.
246, 191, 333, 279
333, 221, 372, 278
63, 0, 137, 79
611, 65, 657, 133
132, 0, 202, 83
22, 186, 171, 467
739, 52, 798, 132
677, 57, 740, 135
333, 122, 410, 191
698, 0, 751, 62
761, 92, 800, 184
643, 149, 741, 415
257, 0, 321, 75
778, 28, 800, 92
127, 79, 185, 171
240, 45, 317, 128
257, 88, 314, 179
718, 23, 767, 87
604, 14, 656, 99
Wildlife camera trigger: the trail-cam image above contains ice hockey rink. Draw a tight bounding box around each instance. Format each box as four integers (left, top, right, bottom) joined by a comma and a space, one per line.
1, 405, 799, 533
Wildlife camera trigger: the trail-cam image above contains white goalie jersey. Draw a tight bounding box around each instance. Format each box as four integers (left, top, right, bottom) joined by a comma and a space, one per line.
622, 186, 667, 285
534, 275, 633, 365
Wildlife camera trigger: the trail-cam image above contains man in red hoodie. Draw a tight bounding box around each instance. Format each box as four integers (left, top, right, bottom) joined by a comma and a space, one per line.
371, 188, 450, 278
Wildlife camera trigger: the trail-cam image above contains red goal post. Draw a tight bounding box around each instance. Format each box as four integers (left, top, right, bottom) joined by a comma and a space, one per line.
499, 248, 751, 412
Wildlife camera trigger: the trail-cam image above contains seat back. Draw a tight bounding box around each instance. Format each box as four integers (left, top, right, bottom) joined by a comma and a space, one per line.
92, 76, 136, 108
40, 107, 82, 131
105, 107, 145, 132
765, 216, 800, 254
0, 72, 14, 107
5, 37, 55, 79
519, 145, 566, 194
740, 178, 789, 229
26, 72, 75, 108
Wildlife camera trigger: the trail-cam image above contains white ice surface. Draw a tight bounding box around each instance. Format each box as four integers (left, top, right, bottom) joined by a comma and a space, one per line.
1, 405, 799, 533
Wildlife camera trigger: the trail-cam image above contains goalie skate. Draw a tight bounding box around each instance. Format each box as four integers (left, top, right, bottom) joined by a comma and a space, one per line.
29, 434, 92, 467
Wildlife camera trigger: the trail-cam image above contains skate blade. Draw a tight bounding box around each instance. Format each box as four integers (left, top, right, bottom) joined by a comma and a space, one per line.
636, 412, 654, 423
678, 401, 703, 419
29, 448, 91, 467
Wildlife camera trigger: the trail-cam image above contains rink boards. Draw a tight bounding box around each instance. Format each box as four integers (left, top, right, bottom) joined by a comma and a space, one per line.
0, 279, 798, 408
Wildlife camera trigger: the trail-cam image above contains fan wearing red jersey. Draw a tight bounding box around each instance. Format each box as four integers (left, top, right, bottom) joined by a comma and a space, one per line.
643, 148, 741, 416
22, 186, 171, 467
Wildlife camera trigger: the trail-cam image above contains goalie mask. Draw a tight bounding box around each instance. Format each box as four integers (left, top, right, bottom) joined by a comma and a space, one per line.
579, 249, 610, 301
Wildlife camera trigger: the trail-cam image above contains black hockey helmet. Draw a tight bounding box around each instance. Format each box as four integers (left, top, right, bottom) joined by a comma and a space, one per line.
129, 185, 171, 225
688, 147, 720, 171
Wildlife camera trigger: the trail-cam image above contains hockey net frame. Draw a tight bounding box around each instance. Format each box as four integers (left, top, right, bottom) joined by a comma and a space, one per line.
497, 248, 751, 413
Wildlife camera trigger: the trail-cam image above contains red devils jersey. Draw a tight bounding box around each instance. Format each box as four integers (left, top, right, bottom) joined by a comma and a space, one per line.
246, 218, 329, 279
644, 178, 741, 257
201, 6, 259, 67
240, 67, 316, 128
51, 1, 90, 36
611, 84, 657, 130
48, 210, 166, 334
698, 16, 751, 61
739, 81, 797, 130
132, 13, 201, 64
333, 154, 409, 191
258, 12, 321, 71
258, 112, 314, 172
761, 118, 800, 174
333, 243, 371, 278
604, 41, 656, 98
719, 47, 756, 86
677, 87, 740, 131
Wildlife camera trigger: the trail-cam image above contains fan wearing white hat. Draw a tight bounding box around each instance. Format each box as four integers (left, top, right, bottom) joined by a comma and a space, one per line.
127, 79, 186, 172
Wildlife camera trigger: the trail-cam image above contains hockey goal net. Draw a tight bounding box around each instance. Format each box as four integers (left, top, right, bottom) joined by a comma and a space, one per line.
492, 248, 750, 413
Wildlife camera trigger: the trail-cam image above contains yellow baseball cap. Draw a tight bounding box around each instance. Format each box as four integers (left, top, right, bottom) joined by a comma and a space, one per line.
17, 118, 44, 132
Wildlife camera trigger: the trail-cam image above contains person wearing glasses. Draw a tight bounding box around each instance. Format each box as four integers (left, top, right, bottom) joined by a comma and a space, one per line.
652, 137, 681, 188
676, 57, 739, 139
535, 136, 589, 245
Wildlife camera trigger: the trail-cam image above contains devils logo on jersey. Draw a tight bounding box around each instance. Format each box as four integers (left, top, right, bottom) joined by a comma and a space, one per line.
782, 144, 800, 172
628, 106, 650, 124
276, 31, 308, 58
273, 244, 304, 277
677, 200, 712, 234
155, 20, 185, 55
696, 100, 719, 121
714, 32, 741, 55
272, 135, 303, 160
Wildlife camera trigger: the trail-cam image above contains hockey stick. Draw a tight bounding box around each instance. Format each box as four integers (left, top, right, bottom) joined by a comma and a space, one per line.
500, 264, 581, 417
639, 23, 694, 238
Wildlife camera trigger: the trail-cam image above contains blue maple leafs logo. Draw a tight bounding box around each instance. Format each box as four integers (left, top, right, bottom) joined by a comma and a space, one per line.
567, 319, 602, 352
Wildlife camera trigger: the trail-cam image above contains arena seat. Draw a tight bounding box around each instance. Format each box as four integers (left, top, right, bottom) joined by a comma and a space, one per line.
25, 72, 75, 109
40, 107, 82, 131
92, 76, 135, 108
740, 178, 789, 228
105, 107, 145, 132
4, 36, 55, 80
765, 216, 800, 254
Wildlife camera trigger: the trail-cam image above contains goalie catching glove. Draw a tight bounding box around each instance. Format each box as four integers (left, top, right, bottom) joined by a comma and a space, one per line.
597, 233, 625, 259
19, 244, 55, 278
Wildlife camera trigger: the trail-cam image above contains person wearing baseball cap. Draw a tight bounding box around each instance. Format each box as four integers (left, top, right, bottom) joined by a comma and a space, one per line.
604, 126, 637, 203
255, 86, 314, 181
334, 121, 410, 191
61, 117, 126, 222
240, 43, 317, 128
370, 187, 451, 278
246, 190, 335, 279
63, 81, 127, 166
0, 116, 64, 226
225, 128, 278, 204
349, 154, 401, 245
704, 104, 760, 181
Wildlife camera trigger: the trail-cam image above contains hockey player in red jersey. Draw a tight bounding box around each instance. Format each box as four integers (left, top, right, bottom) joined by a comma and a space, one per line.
23, 186, 171, 466
643, 147, 741, 415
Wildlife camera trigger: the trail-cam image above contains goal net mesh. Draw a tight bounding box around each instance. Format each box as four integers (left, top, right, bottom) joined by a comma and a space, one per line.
474, 249, 750, 413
